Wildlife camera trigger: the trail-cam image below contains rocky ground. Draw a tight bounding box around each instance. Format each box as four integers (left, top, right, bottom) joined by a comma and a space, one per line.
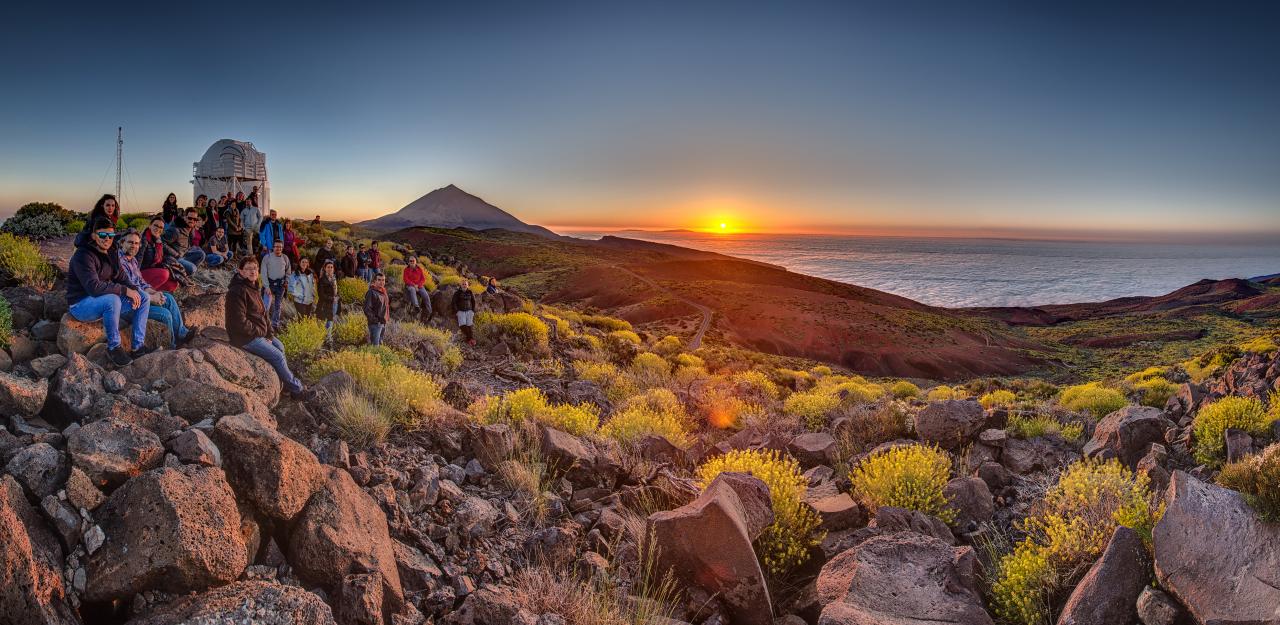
1, 237, 1278, 625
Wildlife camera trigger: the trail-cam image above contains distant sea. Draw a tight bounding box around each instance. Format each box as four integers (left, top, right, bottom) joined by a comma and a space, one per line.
561, 231, 1280, 308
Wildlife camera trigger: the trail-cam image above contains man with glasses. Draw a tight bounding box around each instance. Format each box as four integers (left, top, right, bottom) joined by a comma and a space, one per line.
66, 217, 151, 366
117, 229, 197, 348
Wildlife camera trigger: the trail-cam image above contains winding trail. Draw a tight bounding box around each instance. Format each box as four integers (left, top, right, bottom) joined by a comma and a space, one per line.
613, 266, 713, 350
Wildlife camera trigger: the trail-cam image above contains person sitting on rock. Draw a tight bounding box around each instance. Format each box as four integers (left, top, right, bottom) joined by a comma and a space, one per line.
485, 276, 500, 295
402, 255, 433, 324
260, 240, 292, 331
117, 229, 197, 348
316, 258, 339, 340
162, 209, 206, 273
364, 271, 391, 346
204, 225, 230, 268
138, 216, 181, 291
452, 278, 477, 345
225, 255, 306, 399
66, 217, 152, 366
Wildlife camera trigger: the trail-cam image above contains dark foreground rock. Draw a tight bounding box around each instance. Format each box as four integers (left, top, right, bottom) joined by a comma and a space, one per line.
124, 581, 336, 625
0, 475, 77, 624
1056, 526, 1151, 625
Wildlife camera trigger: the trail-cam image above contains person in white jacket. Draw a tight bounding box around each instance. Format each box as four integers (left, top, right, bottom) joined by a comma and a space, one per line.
288, 256, 317, 317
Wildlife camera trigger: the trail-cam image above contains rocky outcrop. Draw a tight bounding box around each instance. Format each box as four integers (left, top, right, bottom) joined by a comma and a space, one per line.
815, 532, 992, 625
86, 466, 248, 602
0, 370, 48, 417
122, 347, 279, 422
789, 432, 836, 468
67, 417, 165, 489
124, 581, 336, 625
56, 313, 169, 355
648, 472, 774, 625
211, 412, 324, 521
0, 475, 77, 624
1083, 405, 1171, 468
913, 400, 986, 449
288, 467, 405, 619
1056, 526, 1151, 625
1153, 471, 1280, 625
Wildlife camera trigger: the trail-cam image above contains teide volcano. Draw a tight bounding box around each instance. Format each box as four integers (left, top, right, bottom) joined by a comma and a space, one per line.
359, 184, 560, 238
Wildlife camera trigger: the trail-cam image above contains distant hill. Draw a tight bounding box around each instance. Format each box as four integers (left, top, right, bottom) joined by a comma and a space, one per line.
359, 184, 559, 238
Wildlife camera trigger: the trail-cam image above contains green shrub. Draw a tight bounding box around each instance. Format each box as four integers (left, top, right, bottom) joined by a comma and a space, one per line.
990, 459, 1158, 625
66, 219, 86, 233
382, 321, 463, 371
1218, 443, 1280, 521
355, 344, 413, 365
0, 298, 11, 348
890, 380, 921, 400
278, 316, 327, 361
309, 349, 443, 427
328, 387, 391, 449
1133, 377, 1177, 408
382, 263, 405, 289
333, 313, 368, 345
1006, 413, 1085, 441
697, 449, 823, 575
572, 359, 637, 404
471, 387, 599, 436
0, 233, 55, 288
582, 314, 632, 332
1059, 382, 1127, 419
1192, 396, 1275, 467
651, 334, 682, 356
1240, 335, 1279, 355
630, 352, 671, 387
784, 390, 840, 430
337, 277, 368, 305
980, 389, 1017, 409
849, 444, 955, 523
926, 385, 960, 401
476, 312, 550, 355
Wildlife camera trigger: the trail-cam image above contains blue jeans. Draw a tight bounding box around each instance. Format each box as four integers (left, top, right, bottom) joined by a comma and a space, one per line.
182, 248, 205, 268
266, 281, 286, 329
406, 285, 430, 311
205, 252, 226, 267
368, 323, 384, 346
359, 267, 373, 282
68, 293, 150, 351
242, 337, 304, 394
148, 292, 188, 347
176, 258, 197, 275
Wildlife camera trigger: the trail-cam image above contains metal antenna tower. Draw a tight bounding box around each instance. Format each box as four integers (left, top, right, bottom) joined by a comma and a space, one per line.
115, 127, 123, 200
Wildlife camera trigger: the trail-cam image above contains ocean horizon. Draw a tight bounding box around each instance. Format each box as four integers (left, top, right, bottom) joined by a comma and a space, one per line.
562, 230, 1280, 308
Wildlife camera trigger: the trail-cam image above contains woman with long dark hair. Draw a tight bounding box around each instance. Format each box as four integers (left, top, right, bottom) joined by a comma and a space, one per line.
75, 194, 123, 246
162, 193, 180, 224
138, 216, 181, 291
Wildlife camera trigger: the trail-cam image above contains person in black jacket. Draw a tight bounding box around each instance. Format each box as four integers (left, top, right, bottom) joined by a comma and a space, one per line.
451, 279, 477, 345
161, 193, 180, 224
66, 217, 152, 365
224, 255, 305, 399
316, 259, 339, 340
363, 271, 391, 346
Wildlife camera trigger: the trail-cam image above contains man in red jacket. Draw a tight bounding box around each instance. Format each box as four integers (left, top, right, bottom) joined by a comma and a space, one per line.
402, 255, 434, 323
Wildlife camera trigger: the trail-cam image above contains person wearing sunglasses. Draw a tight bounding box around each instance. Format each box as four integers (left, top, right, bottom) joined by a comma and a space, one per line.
66, 217, 152, 366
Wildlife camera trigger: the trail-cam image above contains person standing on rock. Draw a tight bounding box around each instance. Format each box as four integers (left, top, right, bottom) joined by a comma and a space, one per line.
452, 278, 477, 345
117, 229, 197, 348
66, 217, 152, 366
226, 255, 307, 399
402, 255, 433, 324
316, 258, 339, 341
224, 199, 247, 257
288, 256, 317, 317
260, 240, 292, 331
364, 271, 391, 346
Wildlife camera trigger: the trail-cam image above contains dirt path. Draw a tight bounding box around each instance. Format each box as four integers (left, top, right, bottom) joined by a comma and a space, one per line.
614, 266, 713, 350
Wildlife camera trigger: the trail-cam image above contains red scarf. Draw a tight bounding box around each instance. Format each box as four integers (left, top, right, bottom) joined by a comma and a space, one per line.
371, 284, 390, 322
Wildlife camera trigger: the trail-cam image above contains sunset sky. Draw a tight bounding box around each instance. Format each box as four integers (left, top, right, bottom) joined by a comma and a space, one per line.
2, 2, 1278, 238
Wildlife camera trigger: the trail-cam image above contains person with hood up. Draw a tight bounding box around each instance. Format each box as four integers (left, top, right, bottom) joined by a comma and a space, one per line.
225, 255, 306, 399
66, 217, 151, 366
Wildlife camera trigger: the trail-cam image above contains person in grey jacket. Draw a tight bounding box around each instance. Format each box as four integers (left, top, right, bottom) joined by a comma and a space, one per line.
240, 198, 263, 255
259, 240, 291, 330
363, 271, 391, 346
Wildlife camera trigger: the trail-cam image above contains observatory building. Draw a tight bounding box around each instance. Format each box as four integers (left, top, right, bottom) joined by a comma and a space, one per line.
191, 139, 270, 211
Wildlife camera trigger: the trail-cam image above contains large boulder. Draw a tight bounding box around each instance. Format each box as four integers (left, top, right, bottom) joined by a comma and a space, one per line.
68, 418, 165, 489
0, 475, 77, 624
1083, 405, 1172, 468
1153, 471, 1280, 625
0, 370, 48, 417
5, 443, 68, 500
123, 348, 278, 421
86, 466, 248, 602
913, 400, 986, 449
943, 476, 994, 532
789, 432, 837, 468
210, 413, 324, 521
816, 532, 992, 625
56, 312, 169, 355
648, 472, 774, 625
174, 291, 226, 334
288, 467, 405, 618
1056, 526, 1151, 625
44, 352, 106, 425
124, 581, 335, 625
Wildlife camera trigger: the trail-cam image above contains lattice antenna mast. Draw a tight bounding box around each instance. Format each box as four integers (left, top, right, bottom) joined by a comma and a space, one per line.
114, 127, 123, 200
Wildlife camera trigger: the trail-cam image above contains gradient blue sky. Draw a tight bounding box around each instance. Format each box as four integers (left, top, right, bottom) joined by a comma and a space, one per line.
2, 2, 1278, 237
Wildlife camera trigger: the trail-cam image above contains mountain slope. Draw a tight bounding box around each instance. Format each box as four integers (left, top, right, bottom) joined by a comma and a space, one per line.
359, 184, 560, 238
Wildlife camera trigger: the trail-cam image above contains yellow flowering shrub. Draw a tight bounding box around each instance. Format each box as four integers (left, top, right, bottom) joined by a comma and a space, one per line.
1133, 377, 1177, 408
673, 353, 704, 369
1192, 396, 1275, 467
1059, 382, 1127, 419
1240, 334, 1279, 355
582, 314, 632, 332
1006, 413, 1084, 441
733, 370, 781, 402
601, 404, 690, 447
472, 387, 599, 436
333, 313, 368, 345
979, 389, 1016, 409
607, 329, 642, 347
926, 385, 960, 401
1218, 443, 1280, 521
572, 359, 638, 404
309, 349, 443, 426
337, 277, 367, 304
697, 449, 823, 575
475, 312, 550, 355
278, 316, 326, 361
784, 390, 840, 430
849, 444, 955, 523
651, 334, 683, 356
991, 459, 1159, 625
890, 380, 921, 399
630, 352, 672, 387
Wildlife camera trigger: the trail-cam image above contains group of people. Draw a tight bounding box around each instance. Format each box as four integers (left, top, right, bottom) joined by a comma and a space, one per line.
65, 191, 505, 399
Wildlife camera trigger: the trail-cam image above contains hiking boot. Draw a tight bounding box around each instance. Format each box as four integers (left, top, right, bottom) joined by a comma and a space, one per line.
108, 347, 133, 366
129, 344, 157, 359
177, 326, 200, 346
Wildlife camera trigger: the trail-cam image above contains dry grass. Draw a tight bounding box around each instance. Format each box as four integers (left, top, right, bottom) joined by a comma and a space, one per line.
328, 387, 391, 449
